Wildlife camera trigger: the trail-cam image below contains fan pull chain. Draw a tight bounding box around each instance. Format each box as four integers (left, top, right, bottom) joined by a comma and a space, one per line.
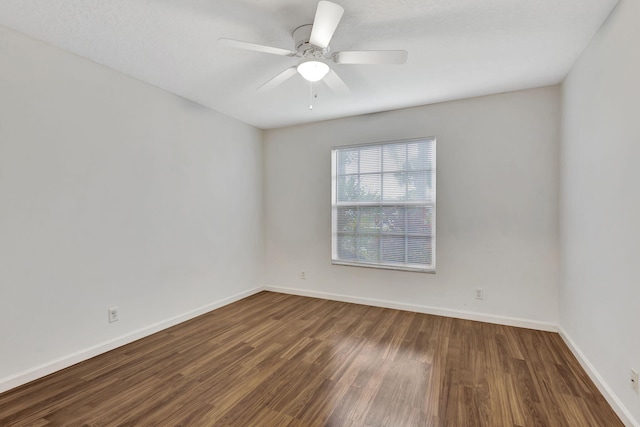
309, 82, 318, 110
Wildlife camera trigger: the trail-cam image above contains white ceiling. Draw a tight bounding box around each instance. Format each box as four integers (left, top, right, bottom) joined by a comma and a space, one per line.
0, 0, 618, 129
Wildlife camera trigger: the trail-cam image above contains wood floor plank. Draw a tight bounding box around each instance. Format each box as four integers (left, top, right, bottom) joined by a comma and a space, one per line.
0, 291, 624, 426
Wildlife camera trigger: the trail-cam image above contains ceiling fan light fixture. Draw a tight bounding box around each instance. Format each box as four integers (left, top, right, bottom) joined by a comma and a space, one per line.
297, 60, 330, 82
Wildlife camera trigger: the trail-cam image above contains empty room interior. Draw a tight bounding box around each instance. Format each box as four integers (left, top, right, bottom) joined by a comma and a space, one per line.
0, 0, 639, 425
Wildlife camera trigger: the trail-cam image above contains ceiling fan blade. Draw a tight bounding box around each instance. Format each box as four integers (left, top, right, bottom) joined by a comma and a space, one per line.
323, 69, 350, 95
257, 67, 298, 92
334, 50, 408, 65
309, 1, 344, 49
218, 38, 295, 57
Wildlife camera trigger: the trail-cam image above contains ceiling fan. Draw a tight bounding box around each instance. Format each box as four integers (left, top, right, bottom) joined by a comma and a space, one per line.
219, 1, 408, 95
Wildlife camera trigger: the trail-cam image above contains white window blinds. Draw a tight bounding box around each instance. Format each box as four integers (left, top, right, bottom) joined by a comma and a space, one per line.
331, 138, 436, 272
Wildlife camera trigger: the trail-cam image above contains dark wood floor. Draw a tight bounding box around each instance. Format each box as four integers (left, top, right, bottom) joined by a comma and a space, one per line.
0, 291, 622, 426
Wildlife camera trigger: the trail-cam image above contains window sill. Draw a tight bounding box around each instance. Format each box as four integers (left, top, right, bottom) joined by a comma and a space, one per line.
331, 260, 435, 274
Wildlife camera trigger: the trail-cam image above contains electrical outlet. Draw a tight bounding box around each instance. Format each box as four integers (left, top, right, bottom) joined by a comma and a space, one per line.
300, 271, 306, 280
108, 307, 119, 323
631, 369, 639, 393
475, 288, 484, 300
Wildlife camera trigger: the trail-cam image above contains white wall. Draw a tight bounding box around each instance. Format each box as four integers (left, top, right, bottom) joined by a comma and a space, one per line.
0, 27, 263, 389
264, 86, 561, 328
560, 0, 640, 424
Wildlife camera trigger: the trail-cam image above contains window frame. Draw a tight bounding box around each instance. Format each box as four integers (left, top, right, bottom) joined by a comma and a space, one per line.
331, 137, 436, 273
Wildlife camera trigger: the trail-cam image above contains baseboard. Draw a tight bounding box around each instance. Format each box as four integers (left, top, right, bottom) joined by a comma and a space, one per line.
5, 285, 635, 426
0, 287, 263, 395
264, 286, 638, 424
558, 328, 639, 427
263, 285, 558, 332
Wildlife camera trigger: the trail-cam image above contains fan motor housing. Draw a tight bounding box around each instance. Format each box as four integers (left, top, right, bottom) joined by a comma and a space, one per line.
292, 24, 327, 58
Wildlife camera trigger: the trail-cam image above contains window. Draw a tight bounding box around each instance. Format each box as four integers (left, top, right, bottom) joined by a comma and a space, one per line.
331, 137, 436, 272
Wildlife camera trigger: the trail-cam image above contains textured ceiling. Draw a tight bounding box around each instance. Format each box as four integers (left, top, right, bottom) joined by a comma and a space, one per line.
0, 0, 618, 129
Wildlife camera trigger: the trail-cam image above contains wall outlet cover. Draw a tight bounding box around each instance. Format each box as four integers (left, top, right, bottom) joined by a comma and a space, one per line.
108, 307, 119, 323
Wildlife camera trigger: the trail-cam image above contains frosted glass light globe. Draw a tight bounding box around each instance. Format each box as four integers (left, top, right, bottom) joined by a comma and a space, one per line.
297, 60, 330, 82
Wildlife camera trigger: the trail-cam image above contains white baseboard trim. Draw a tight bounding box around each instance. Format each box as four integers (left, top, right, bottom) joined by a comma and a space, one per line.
558, 327, 639, 427
265, 286, 638, 424
263, 285, 558, 332
0, 287, 263, 395
7, 286, 634, 427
